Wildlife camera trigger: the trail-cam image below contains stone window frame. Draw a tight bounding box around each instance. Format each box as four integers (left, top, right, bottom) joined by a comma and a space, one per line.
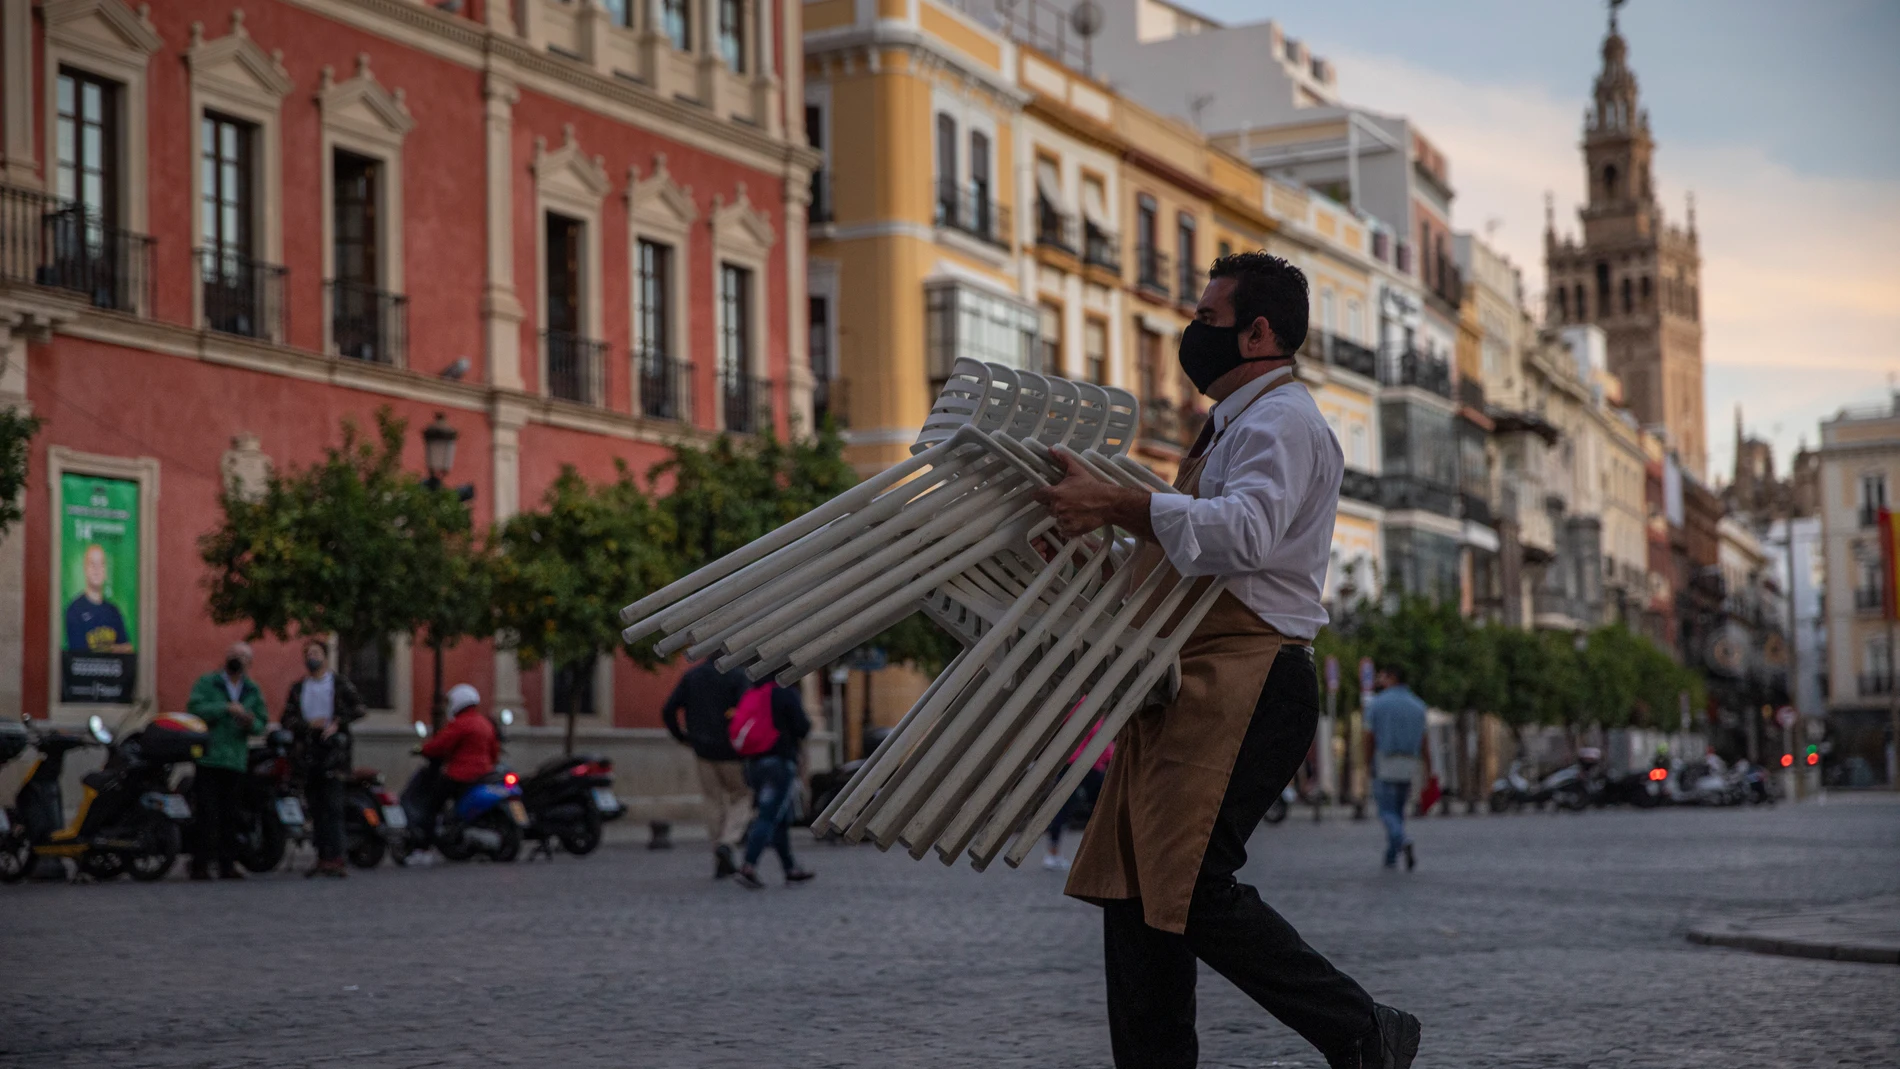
710, 183, 775, 431
39, 0, 162, 248
625, 155, 697, 419
45, 446, 158, 721
316, 54, 416, 363
185, 12, 294, 338
532, 125, 613, 403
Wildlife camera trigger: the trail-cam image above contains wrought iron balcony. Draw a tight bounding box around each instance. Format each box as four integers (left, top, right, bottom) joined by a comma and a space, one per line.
1340, 467, 1380, 505
1177, 263, 1205, 307
1036, 201, 1077, 255
327, 280, 407, 365
0, 185, 154, 316
544, 329, 607, 406
935, 184, 1010, 248
1136, 244, 1171, 300
1458, 378, 1486, 411
1381, 474, 1457, 516
720, 369, 773, 434
1382, 349, 1453, 399
638, 355, 690, 421
1139, 397, 1189, 448
1859, 505, 1882, 528
1859, 672, 1896, 697
1853, 587, 1885, 613
198, 247, 287, 341
1459, 490, 1495, 528
1083, 223, 1120, 274
1331, 336, 1377, 379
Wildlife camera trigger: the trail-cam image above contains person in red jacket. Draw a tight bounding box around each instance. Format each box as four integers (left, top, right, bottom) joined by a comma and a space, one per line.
417, 684, 500, 844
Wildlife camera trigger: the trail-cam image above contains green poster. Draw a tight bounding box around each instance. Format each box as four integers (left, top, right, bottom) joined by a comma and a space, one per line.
59, 473, 139, 704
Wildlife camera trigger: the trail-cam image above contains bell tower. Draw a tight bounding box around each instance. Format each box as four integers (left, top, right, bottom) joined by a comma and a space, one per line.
1545, 0, 1707, 478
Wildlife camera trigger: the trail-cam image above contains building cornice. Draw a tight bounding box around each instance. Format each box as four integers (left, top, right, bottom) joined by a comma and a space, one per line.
805, 25, 1030, 110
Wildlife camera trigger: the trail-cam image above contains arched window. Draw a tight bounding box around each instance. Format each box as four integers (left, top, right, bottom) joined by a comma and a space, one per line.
1603, 163, 1619, 199
1640, 275, 1652, 308
1555, 287, 1568, 321
1621, 277, 1633, 314
1595, 261, 1611, 307
1574, 283, 1586, 320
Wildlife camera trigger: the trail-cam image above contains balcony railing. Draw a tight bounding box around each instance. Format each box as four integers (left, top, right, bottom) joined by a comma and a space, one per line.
935, 184, 1010, 248
1177, 263, 1204, 306
1139, 397, 1191, 448
1340, 467, 1380, 505
1083, 222, 1120, 274
720, 369, 772, 434
1382, 349, 1453, 399
1458, 378, 1485, 411
0, 185, 155, 316
1854, 587, 1886, 612
638, 355, 690, 421
327, 280, 407, 365
1459, 490, 1494, 528
813, 375, 849, 429
1381, 474, 1457, 516
1136, 244, 1171, 300
544, 329, 607, 406
808, 170, 833, 225
1859, 672, 1896, 697
198, 247, 287, 341
1036, 202, 1077, 255
1859, 505, 1882, 528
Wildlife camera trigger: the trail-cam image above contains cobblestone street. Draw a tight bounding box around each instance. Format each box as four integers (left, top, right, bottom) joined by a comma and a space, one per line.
3, 795, 1896, 1069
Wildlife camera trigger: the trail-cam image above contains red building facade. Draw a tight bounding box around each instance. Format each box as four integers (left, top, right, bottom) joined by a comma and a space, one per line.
0, 0, 816, 766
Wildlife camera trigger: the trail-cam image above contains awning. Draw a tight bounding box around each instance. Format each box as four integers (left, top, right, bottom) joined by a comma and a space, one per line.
1081, 179, 1110, 230
1035, 158, 1066, 211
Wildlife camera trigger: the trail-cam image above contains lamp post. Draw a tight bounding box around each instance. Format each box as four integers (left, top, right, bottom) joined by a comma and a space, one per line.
1336, 568, 1363, 821
420, 413, 467, 731
1573, 629, 1589, 757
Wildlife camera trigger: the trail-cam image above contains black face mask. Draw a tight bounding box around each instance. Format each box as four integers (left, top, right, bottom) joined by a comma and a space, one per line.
1177, 320, 1276, 393
305, 657, 325, 673
225, 657, 245, 677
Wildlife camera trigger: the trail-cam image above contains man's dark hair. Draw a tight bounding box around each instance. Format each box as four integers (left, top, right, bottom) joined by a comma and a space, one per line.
1378, 663, 1406, 684
1208, 251, 1308, 357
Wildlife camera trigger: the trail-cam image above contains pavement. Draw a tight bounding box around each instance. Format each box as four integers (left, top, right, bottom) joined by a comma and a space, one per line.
2, 795, 1897, 1069
1687, 895, 1900, 965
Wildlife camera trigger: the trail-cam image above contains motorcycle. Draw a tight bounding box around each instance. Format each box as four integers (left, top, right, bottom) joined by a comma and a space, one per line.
342, 769, 408, 869
1487, 760, 1537, 813
520, 752, 624, 858
0, 711, 200, 883
1733, 760, 1778, 806
395, 718, 527, 864
176, 726, 306, 874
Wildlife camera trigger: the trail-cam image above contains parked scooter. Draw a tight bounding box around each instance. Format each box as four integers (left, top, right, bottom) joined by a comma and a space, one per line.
176, 726, 305, 873
0, 711, 200, 883
396, 717, 527, 864
1488, 760, 1537, 813
520, 752, 624, 858
342, 769, 407, 869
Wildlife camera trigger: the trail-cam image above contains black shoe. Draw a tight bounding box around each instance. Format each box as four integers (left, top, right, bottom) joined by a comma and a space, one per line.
784, 868, 815, 884
1328, 1005, 1421, 1069
714, 844, 737, 879
1403, 843, 1416, 871
733, 866, 764, 890
219, 868, 245, 881
188, 865, 213, 882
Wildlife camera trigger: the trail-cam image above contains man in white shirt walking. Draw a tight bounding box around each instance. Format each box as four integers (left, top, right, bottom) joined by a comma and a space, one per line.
1034, 252, 1420, 1069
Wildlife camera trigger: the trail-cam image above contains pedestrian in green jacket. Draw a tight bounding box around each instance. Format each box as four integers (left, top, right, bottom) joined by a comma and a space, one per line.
184, 641, 267, 879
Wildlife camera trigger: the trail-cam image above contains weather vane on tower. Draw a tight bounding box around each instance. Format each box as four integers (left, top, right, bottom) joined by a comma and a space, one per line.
1610, 0, 1627, 32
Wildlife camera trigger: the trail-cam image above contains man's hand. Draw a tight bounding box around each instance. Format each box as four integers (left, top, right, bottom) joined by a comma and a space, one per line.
1031, 450, 1153, 541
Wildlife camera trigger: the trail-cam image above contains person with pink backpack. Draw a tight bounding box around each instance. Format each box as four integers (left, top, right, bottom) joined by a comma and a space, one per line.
726, 681, 814, 889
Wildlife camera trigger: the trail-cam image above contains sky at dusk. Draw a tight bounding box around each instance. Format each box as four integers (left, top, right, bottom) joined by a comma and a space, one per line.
1168, 0, 1900, 482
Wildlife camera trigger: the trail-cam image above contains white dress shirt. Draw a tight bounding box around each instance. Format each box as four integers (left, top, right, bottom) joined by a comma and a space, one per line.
301, 672, 336, 724
1147, 367, 1344, 639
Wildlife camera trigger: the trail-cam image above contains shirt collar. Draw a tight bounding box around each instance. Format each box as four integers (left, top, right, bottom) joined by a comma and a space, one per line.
1211, 366, 1294, 435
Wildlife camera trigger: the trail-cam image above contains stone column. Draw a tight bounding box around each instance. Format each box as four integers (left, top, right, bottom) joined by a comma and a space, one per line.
0, 319, 28, 717
1, 0, 37, 186
482, 71, 526, 391
490, 396, 529, 709
783, 171, 812, 437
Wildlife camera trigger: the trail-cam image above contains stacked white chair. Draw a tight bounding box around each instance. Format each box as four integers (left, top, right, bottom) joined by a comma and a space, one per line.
618, 359, 1230, 871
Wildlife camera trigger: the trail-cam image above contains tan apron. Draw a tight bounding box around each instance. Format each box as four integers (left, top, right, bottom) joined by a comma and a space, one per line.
1064, 375, 1307, 934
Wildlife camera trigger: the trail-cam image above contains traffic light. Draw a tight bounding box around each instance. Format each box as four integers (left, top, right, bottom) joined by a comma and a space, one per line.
1806, 745, 1820, 767
1779, 753, 1793, 768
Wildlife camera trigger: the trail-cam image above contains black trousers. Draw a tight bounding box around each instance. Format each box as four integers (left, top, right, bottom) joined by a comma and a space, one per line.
307, 774, 346, 863
190, 765, 245, 874
1103, 647, 1376, 1068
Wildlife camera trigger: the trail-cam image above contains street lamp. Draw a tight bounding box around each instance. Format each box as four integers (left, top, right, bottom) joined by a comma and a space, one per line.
420, 412, 474, 729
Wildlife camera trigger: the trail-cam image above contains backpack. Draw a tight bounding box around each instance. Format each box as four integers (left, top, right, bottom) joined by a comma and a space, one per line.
727, 684, 780, 758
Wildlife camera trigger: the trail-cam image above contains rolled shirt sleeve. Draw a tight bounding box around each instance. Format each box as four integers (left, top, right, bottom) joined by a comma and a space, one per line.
1147, 418, 1314, 578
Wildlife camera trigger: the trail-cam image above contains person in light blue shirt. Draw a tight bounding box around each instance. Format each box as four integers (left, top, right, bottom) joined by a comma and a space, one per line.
1364, 665, 1429, 870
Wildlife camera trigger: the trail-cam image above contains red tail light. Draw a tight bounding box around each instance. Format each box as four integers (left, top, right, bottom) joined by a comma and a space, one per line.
1647, 768, 1668, 781
597, 758, 613, 772
569, 763, 593, 778
375, 790, 396, 805
503, 772, 519, 787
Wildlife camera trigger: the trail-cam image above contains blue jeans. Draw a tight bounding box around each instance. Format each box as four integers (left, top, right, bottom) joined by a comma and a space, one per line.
743, 755, 798, 871
1373, 779, 1410, 865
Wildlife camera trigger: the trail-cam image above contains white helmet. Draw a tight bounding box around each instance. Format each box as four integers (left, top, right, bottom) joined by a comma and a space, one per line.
446, 683, 481, 715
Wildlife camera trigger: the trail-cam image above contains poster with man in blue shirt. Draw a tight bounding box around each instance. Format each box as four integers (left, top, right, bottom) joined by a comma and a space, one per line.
1364, 663, 1429, 871
59, 474, 141, 704
65, 543, 133, 654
